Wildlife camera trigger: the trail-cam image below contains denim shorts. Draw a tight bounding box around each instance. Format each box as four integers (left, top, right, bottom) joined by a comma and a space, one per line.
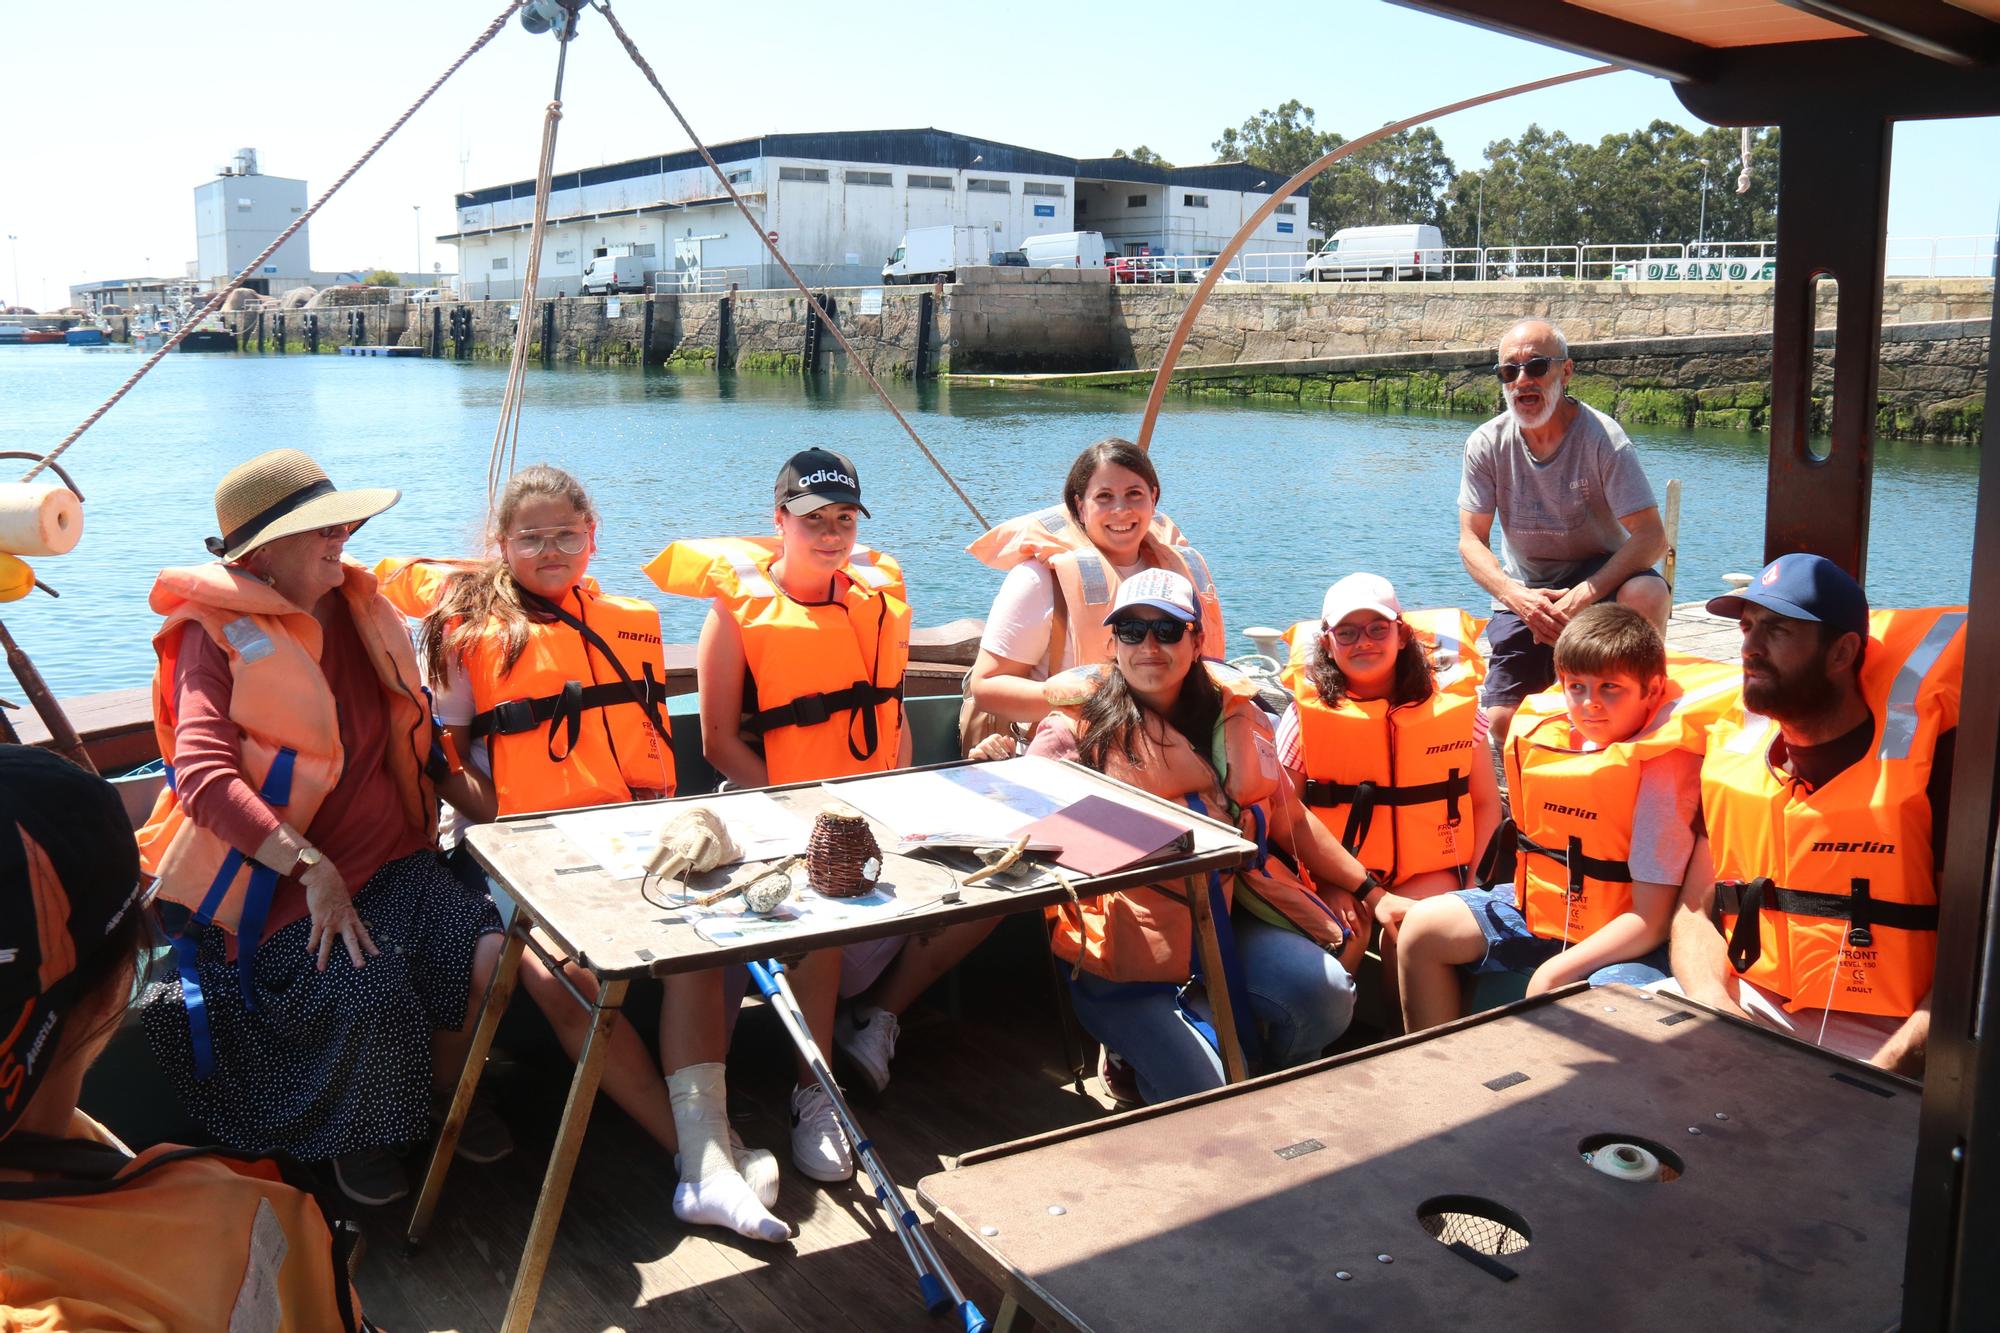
1481, 552, 1669, 708
1451, 884, 1671, 987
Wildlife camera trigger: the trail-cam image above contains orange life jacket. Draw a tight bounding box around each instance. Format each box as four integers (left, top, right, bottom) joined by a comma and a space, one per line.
967, 503, 1224, 673
137, 559, 437, 935
1279, 608, 1486, 883
1043, 663, 1346, 983
1705, 607, 1965, 1018
1505, 656, 1742, 943
0, 1112, 364, 1332
375, 557, 675, 816
645, 537, 910, 785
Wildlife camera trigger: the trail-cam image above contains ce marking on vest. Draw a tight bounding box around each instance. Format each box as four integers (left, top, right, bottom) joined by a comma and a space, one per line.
1274, 1138, 1326, 1160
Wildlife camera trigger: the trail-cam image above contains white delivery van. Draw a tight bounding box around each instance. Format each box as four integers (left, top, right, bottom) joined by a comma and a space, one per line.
580, 255, 652, 295
1304, 224, 1448, 281
883, 226, 992, 284
1018, 231, 1108, 271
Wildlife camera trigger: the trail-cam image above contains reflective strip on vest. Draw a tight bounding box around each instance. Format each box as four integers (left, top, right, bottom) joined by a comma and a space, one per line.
1880, 611, 1966, 761
1072, 551, 1111, 606
845, 549, 894, 589
689, 539, 776, 601
1726, 711, 1774, 755
1182, 546, 1217, 598
1033, 505, 1069, 537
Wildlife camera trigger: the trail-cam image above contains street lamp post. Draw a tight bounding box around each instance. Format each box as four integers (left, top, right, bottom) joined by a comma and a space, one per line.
413, 206, 422, 279
1475, 176, 1484, 280
6, 235, 18, 310
1696, 166, 1711, 259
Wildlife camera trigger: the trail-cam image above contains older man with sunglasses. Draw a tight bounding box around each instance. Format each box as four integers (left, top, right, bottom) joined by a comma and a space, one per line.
1457, 318, 1670, 762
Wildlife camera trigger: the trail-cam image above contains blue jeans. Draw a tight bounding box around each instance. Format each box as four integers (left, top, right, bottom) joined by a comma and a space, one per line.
1453, 884, 1671, 986
1066, 911, 1358, 1105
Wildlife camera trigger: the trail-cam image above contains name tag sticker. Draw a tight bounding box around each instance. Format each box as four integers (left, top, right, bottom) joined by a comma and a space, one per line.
223, 617, 276, 664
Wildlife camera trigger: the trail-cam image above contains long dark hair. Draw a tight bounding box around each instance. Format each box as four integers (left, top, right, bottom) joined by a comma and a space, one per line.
1062, 438, 1161, 524
1305, 622, 1437, 709
1076, 625, 1223, 776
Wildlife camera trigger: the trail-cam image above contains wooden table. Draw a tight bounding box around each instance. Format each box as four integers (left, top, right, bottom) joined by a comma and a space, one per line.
405, 757, 1257, 1333
918, 986, 1919, 1332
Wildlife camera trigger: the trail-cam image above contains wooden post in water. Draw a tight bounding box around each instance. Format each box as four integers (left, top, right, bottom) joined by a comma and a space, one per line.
1662, 478, 1682, 598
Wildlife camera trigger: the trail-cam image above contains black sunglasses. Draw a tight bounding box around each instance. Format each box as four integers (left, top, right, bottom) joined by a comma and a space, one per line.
1494, 356, 1558, 384
1111, 617, 1191, 646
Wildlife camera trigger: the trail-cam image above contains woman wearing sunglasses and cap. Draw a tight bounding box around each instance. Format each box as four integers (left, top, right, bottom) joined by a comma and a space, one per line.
0, 745, 370, 1330
1277, 573, 1502, 1022
1028, 569, 1368, 1105
378, 466, 793, 1242
135, 448, 530, 1210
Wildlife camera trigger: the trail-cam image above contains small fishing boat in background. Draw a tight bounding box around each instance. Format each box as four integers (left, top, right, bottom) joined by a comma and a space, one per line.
64, 327, 106, 346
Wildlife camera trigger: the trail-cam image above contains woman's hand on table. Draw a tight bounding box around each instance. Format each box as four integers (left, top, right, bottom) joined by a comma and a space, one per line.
966, 732, 1018, 762
302, 856, 377, 971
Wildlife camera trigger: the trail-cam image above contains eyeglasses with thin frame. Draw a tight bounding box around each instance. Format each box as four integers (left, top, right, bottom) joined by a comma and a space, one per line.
1111, 616, 1191, 646
1325, 618, 1396, 647
1493, 356, 1557, 384
316, 522, 359, 540
507, 527, 590, 557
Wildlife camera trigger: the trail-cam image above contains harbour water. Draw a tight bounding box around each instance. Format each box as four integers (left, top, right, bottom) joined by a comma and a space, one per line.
0, 348, 1979, 700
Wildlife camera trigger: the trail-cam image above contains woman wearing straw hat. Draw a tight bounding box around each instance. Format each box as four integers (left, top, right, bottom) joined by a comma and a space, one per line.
135, 448, 519, 1208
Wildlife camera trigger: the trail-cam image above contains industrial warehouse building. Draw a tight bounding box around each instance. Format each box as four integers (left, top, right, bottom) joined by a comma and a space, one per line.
442, 128, 1317, 298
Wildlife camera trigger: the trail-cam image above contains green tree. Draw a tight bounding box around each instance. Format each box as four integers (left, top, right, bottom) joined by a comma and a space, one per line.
1215, 105, 1456, 238
1213, 101, 1340, 235
362, 269, 401, 287
1111, 146, 1173, 167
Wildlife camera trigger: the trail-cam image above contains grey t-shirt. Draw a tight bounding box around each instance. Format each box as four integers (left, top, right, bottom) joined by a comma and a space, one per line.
1458, 401, 1658, 592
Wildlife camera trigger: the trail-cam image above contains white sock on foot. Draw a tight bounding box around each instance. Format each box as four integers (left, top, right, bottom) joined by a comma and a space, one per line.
667, 1063, 791, 1242
736, 1144, 780, 1210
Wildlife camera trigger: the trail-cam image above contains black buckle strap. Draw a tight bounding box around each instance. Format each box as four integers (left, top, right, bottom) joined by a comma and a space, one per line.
1301, 768, 1470, 854
1515, 828, 1632, 888
1715, 876, 1937, 975
469, 678, 667, 742
745, 681, 900, 738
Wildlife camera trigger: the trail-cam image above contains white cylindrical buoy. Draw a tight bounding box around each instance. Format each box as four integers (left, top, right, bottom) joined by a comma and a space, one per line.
1589, 1143, 1663, 1182
0, 484, 83, 556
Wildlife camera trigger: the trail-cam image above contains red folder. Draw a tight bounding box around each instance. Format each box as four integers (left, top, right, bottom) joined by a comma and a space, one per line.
1018, 795, 1195, 877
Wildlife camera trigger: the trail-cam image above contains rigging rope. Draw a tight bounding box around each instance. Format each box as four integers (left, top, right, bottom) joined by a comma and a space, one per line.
590, 0, 990, 530
486, 33, 573, 509
20, 0, 526, 485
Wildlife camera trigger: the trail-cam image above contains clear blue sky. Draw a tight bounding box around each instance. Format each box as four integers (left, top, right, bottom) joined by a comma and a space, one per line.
4, 0, 1995, 308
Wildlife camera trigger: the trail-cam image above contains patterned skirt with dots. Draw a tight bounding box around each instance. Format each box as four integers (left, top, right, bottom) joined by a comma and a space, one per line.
141, 851, 503, 1163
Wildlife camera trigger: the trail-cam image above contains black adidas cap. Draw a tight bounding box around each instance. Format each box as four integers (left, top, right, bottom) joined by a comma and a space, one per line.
774, 448, 870, 518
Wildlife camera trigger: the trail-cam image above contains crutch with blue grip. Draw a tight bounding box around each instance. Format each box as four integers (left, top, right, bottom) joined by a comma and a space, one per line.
746, 959, 989, 1332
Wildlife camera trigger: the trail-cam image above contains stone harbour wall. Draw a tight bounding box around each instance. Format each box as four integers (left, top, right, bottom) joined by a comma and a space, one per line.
1106, 278, 1995, 369
1014, 319, 1989, 443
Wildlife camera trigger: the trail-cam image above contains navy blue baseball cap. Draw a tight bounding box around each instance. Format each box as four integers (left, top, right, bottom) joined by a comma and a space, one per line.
1706, 554, 1870, 636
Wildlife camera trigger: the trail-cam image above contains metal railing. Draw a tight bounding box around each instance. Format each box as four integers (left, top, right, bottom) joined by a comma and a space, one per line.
654, 266, 750, 294
1087, 234, 1991, 285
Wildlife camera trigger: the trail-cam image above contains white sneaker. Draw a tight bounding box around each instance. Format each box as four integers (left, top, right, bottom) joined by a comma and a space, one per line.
833, 1004, 901, 1094
789, 1083, 855, 1183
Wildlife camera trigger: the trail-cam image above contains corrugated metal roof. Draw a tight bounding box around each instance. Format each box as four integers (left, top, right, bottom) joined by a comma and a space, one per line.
456, 129, 1304, 208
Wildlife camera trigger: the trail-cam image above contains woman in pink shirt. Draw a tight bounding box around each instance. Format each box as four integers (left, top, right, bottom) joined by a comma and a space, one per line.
138, 449, 534, 1208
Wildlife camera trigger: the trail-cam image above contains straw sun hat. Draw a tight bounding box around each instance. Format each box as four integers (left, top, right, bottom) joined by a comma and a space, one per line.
205, 449, 400, 562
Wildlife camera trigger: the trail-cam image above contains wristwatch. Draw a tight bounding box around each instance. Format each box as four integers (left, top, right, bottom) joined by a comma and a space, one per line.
1356, 870, 1385, 903
293, 845, 325, 876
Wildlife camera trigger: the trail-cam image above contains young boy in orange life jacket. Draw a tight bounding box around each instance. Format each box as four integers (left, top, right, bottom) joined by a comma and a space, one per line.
1397, 604, 1718, 1031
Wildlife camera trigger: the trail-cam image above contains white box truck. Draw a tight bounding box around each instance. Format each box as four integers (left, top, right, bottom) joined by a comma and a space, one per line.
1019, 231, 1108, 270
883, 226, 991, 284
580, 255, 653, 295
1304, 224, 1448, 281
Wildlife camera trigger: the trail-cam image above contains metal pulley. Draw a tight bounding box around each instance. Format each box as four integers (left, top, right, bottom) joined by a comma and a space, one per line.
519, 0, 582, 39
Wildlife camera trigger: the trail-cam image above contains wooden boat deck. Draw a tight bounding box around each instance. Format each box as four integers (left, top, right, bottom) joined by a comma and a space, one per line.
353, 916, 1123, 1332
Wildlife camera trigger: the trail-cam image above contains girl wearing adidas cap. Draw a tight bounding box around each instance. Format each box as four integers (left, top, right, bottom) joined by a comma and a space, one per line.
649, 449, 993, 1182
1027, 570, 1366, 1105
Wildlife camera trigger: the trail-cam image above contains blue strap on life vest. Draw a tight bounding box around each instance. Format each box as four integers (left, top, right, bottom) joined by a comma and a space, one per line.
172, 747, 299, 1080
1248, 802, 1269, 872
1183, 793, 1261, 1069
